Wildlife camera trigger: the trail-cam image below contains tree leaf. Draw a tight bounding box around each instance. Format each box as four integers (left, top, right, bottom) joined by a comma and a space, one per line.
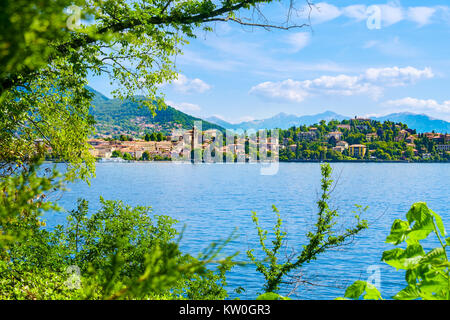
393, 285, 420, 300
382, 244, 425, 270
344, 280, 366, 299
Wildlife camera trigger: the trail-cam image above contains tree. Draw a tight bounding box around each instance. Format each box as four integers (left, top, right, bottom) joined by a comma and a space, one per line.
0, 0, 313, 181
1, 197, 235, 299
141, 151, 151, 161
122, 152, 133, 161
111, 150, 122, 158
247, 164, 368, 295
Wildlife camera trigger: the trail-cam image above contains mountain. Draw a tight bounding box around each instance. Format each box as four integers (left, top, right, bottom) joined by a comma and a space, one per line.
207, 110, 450, 133
88, 88, 224, 137
372, 113, 450, 133
207, 111, 348, 130
87, 86, 450, 135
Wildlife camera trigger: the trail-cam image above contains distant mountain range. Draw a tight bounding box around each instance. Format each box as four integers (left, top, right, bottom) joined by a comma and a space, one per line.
371, 113, 450, 133
206, 111, 347, 131
207, 111, 450, 133
87, 87, 450, 134
88, 87, 224, 137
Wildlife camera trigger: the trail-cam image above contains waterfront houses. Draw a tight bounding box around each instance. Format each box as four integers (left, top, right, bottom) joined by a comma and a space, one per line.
86, 120, 449, 162
349, 144, 367, 158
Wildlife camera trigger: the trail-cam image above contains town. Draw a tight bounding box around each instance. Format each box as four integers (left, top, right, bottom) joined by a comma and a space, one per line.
87, 118, 450, 162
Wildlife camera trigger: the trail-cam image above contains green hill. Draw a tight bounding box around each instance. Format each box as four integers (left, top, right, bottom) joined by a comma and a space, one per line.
88, 88, 224, 137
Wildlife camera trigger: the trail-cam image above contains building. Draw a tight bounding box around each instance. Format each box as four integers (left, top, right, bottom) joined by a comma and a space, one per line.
366, 133, 378, 141
332, 146, 346, 153
445, 134, 450, 144
351, 117, 371, 122
405, 135, 416, 144
437, 144, 450, 152
349, 144, 367, 158
89, 147, 112, 158
337, 124, 351, 130
327, 131, 343, 141
395, 130, 409, 142
336, 141, 349, 149
298, 130, 318, 141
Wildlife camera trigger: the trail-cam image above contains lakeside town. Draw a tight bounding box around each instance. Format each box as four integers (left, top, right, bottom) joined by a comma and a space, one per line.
87, 118, 450, 162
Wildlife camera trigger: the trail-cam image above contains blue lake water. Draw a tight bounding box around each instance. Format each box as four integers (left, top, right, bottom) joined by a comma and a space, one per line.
45, 162, 450, 299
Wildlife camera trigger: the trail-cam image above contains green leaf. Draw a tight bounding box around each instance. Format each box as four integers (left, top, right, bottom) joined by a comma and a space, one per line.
430, 210, 446, 237
393, 285, 420, 300
344, 280, 366, 299
343, 281, 382, 300
386, 219, 410, 245
256, 292, 291, 300
420, 247, 446, 265
382, 244, 425, 270
363, 283, 382, 300
405, 203, 435, 244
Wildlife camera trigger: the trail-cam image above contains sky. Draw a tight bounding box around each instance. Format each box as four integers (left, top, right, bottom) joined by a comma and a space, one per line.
88, 0, 450, 123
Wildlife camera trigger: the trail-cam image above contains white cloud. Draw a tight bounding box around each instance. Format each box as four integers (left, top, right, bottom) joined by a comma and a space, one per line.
284, 32, 311, 53
363, 66, 434, 86
250, 66, 433, 103
166, 100, 201, 113
342, 5, 367, 21
386, 98, 450, 113
379, 3, 404, 26
307, 2, 341, 24
249, 79, 310, 103
171, 74, 211, 93
302, 74, 381, 98
304, 2, 446, 27
407, 7, 436, 27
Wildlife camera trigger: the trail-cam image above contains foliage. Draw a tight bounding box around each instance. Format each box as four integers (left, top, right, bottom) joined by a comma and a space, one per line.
256, 292, 291, 300
1, 195, 237, 300
247, 163, 368, 294
91, 92, 224, 138
278, 120, 450, 162
340, 202, 450, 300
338, 280, 382, 300
0, 162, 62, 254
2, 0, 302, 181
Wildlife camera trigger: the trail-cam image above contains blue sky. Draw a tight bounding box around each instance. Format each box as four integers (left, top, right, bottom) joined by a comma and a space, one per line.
88, 0, 450, 123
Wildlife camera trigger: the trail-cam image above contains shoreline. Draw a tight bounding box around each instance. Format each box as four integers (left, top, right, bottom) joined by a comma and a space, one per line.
43, 159, 450, 164
91, 159, 450, 164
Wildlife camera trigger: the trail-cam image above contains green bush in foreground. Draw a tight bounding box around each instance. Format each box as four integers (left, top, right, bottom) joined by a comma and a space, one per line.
0, 177, 235, 299
340, 202, 449, 300
249, 163, 369, 295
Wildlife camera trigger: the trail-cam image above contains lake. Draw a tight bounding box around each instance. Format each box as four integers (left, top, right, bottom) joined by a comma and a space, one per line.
45, 162, 450, 300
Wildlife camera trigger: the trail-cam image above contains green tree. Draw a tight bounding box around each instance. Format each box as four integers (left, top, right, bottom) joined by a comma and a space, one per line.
340, 202, 450, 300
156, 132, 165, 142
111, 150, 122, 158
1, 0, 310, 182
247, 164, 368, 294
122, 152, 133, 161
1, 197, 236, 299
141, 151, 151, 161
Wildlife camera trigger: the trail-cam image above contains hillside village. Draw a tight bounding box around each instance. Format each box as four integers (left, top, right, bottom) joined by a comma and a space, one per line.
87, 117, 450, 162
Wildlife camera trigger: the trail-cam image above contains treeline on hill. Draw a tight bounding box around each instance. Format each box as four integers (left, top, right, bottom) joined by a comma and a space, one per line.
89, 87, 224, 137
279, 119, 450, 162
